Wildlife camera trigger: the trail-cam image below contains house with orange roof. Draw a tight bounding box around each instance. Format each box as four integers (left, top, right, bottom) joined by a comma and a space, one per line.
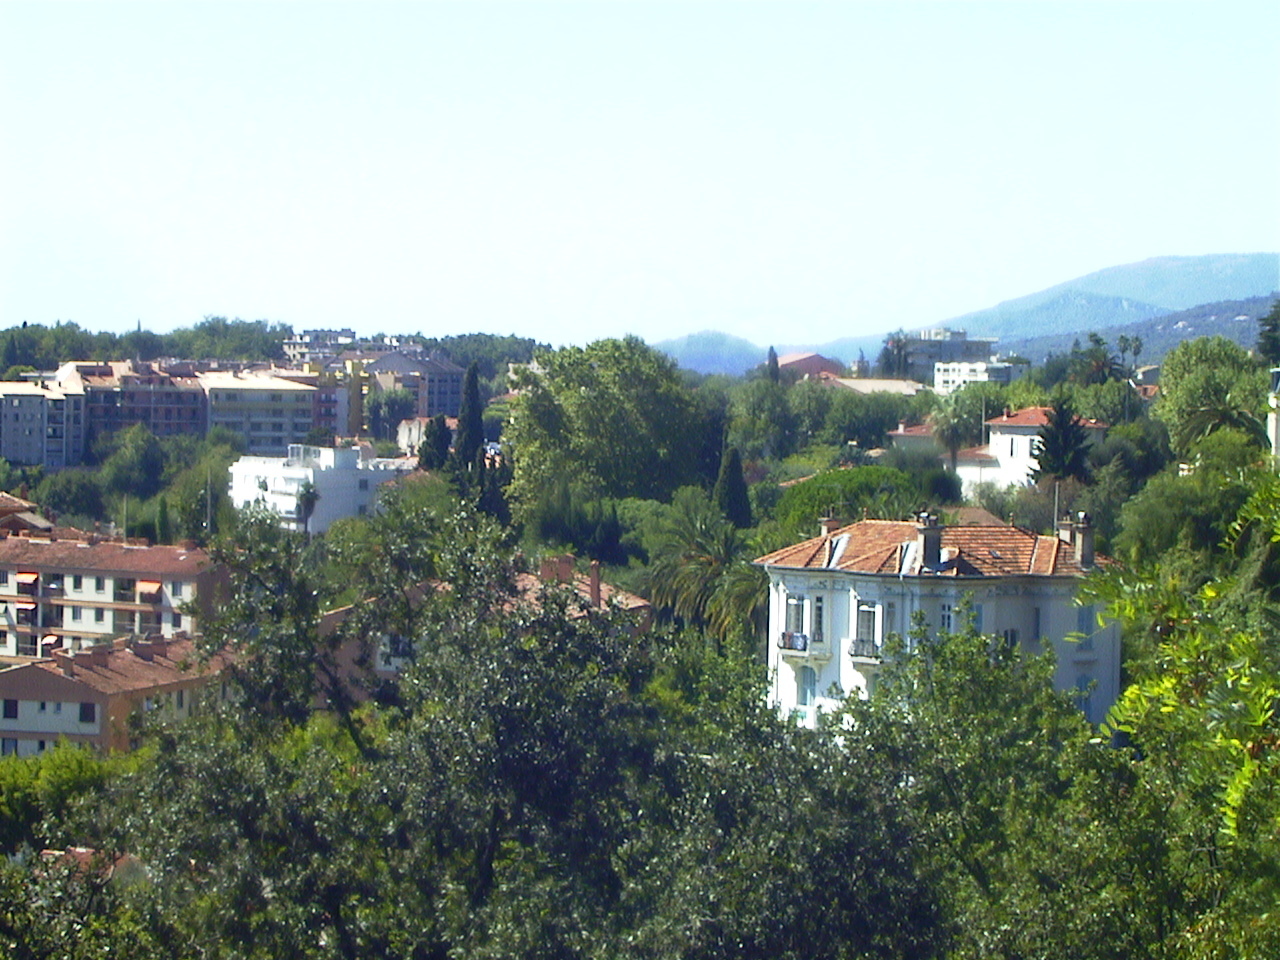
955, 406, 1107, 492
777, 352, 844, 380
754, 512, 1119, 727
0, 637, 228, 756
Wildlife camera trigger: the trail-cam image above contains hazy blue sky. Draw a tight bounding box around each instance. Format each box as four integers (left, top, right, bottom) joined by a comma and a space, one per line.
2, 2, 1276, 348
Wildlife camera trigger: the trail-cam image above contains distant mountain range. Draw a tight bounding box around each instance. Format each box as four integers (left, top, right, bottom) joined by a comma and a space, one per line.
655, 253, 1280, 375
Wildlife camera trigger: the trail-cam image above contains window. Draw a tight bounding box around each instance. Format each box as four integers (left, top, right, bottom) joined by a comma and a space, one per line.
856, 604, 876, 642
1003, 628, 1019, 649
1076, 605, 1095, 650
939, 602, 953, 633
786, 595, 805, 634
95, 577, 105, 593
812, 596, 824, 642
171, 581, 184, 598
1075, 674, 1094, 717
797, 666, 817, 707
38, 701, 46, 713
172, 612, 182, 629
0, 571, 7, 586
72, 574, 82, 590
78, 702, 96, 724
1033, 606, 1042, 639
71, 606, 82, 622
885, 602, 896, 637
53, 702, 62, 714
94, 608, 105, 623
1, 739, 15, 756
358, 478, 369, 491
176, 689, 185, 710
3, 699, 16, 719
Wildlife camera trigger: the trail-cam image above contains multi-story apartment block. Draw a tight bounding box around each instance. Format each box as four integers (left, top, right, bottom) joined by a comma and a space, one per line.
0, 637, 227, 755
198, 371, 318, 455
933, 360, 1021, 397
897, 328, 998, 384
365, 352, 465, 418
0, 536, 217, 658
0, 380, 86, 469
56, 360, 206, 441
282, 329, 358, 365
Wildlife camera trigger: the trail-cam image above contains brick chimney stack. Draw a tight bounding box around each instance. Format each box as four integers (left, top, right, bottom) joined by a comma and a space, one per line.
916, 512, 942, 569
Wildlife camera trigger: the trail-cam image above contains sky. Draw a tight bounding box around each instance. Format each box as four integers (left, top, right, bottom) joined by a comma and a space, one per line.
2, 2, 1277, 349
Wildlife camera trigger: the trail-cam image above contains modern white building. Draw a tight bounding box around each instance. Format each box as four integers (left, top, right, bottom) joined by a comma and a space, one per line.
755, 513, 1120, 727
228, 444, 415, 534
954, 406, 1107, 492
933, 360, 1021, 397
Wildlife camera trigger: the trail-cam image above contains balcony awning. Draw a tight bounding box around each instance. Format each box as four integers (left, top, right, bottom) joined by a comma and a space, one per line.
137, 580, 162, 596
15, 572, 38, 584
14, 601, 36, 610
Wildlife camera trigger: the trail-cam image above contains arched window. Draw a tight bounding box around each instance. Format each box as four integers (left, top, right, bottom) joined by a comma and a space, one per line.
797, 666, 817, 706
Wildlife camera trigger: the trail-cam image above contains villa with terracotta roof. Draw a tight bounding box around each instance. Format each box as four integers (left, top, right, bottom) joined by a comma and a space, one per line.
955, 406, 1107, 492
754, 512, 1120, 727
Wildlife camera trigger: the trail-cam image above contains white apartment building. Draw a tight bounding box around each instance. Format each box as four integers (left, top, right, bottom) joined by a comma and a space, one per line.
228, 444, 415, 535
933, 360, 1022, 397
755, 513, 1120, 727
0, 536, 216, 657
199, 371, 317, 456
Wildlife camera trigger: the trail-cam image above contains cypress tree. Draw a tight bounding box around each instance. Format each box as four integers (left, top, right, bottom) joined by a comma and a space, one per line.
455, 362, 483, 468
713, 447, 752, 528
766, 346, 780, 384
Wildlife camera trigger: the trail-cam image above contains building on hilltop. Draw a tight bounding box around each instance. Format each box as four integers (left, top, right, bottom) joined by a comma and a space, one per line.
0, 637, 227, 756
198, 370, 318, 455
754, 513, 1119, 727
0, 536, 218, 658
0, 379, 86, 469
56, 360, 205, 441
227, 444, 415, 535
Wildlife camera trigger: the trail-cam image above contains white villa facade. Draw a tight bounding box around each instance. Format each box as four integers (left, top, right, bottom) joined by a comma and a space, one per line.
755, 514, 1120, 727
954, 406, 1107, 493
228, 445, 414, 534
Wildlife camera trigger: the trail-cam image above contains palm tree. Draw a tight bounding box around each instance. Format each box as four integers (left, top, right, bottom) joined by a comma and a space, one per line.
296, 481, 319, 539
929, 398, 968, 472
644, 487, 766, 653
1175, 391, 1270, 454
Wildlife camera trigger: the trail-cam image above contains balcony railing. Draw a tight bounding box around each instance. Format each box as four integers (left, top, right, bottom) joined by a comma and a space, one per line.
849, 638, 882, 660
777, 632, 832, 658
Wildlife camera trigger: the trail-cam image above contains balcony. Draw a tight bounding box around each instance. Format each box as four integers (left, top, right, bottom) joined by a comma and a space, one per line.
849, 637, 882, 662
777, 631, 832, 660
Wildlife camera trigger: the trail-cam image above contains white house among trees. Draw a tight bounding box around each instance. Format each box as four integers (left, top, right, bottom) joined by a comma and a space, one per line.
755, 513, 1120, 726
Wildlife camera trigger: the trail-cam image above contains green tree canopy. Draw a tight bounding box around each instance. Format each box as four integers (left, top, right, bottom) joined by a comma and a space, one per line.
508, 337, 706, 509
1153, 336, 1267, 458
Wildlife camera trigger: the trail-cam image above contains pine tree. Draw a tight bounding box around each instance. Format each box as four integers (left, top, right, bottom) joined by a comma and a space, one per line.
1032, 398, 1091, 483
1257, 299, 1280, 367
766, 346, 780, 384
713, 447, 752, 528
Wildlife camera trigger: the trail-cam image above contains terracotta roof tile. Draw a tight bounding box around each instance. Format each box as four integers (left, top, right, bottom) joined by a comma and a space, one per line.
0, 538, 211, 577
986, 406, 1107, 430
756, 519, 1097, 578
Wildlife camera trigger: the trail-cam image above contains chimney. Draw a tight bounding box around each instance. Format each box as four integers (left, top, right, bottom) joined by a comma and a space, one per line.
539, 557, 555, 582
1074, 511, 1095, 569
916, 512, 942, 570
53, 648, 74, 677
819, 517, 840, 537
589, 559, 601, 607
1057, 515, 1075, 543
556, 554, 574, 584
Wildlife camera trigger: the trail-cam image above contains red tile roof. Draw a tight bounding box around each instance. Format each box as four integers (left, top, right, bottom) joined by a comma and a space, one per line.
755, 518, 1094, 578
0, 537, 211, 577
986, 406, 1107, 430
19, 638, 224, 695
